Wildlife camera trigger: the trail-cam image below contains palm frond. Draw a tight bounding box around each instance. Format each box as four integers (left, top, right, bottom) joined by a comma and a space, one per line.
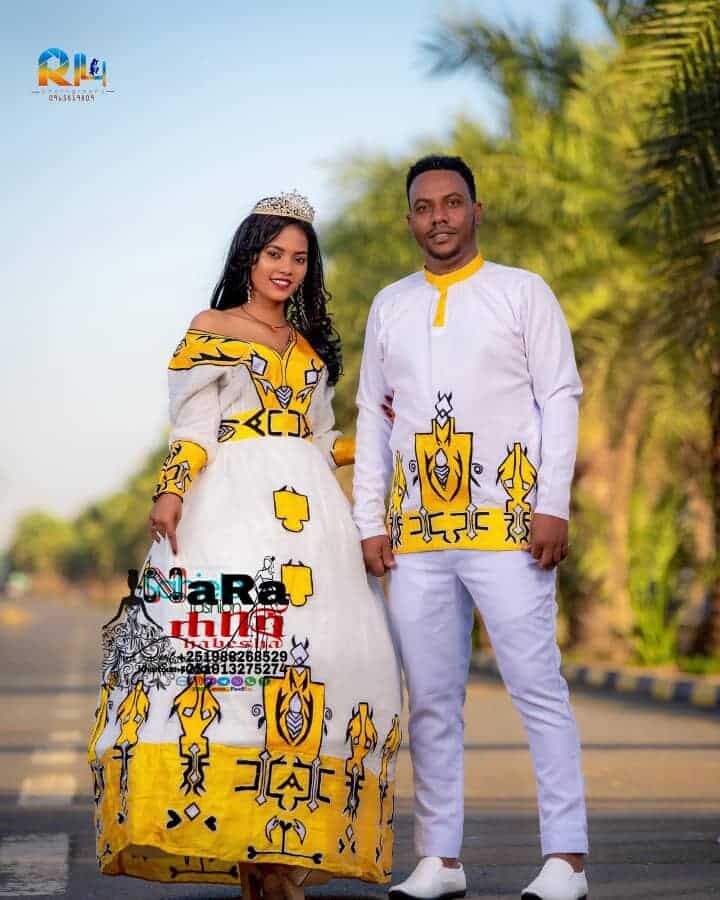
422, 15, 585, 118
624, 0, 720, 348
592, 0, 653, 37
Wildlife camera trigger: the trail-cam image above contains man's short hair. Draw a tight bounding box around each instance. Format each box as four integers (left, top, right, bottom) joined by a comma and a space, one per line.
406, 155, 477, 204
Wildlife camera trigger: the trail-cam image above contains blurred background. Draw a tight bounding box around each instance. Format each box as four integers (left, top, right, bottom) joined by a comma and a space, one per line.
2, 0, 719, 673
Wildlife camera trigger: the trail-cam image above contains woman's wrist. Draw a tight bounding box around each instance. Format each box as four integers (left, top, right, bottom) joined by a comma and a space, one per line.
153, 440, 208, 501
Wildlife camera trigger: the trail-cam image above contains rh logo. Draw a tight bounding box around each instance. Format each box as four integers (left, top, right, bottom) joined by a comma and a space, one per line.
35, 48, 112, 101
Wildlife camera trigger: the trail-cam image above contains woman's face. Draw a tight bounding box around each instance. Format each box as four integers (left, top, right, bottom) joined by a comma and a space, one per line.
250, 224, 309, 305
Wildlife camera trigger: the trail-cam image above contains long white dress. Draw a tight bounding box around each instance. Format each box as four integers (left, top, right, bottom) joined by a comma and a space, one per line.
88, 328, 403, 886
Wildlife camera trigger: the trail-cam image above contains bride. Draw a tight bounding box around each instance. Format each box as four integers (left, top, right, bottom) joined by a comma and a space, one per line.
88, 192, 402, 899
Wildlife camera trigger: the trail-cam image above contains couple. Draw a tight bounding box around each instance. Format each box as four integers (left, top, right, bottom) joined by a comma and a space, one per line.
89, 155, 588, 900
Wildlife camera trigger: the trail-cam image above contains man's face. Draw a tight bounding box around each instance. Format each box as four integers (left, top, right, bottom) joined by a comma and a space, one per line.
407, 169, 481, 263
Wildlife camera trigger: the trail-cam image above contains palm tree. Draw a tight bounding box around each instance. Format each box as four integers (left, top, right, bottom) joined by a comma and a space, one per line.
623, 0, 720, 653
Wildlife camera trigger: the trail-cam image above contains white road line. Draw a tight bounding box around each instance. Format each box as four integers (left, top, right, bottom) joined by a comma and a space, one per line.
0, 833, 69, 895
53, 709, 81, 721
54, 702, 88, 721
29, 751, 82, 768
55, 693, 86, 706
49, 730, 83, 744
18, 775, 77, 808
54, 698, 85, 712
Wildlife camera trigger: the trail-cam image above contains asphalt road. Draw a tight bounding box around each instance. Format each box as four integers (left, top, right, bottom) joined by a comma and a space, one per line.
0, 595, 718, 899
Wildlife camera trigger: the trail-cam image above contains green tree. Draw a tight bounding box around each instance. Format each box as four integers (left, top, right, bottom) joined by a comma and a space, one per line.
62, 445, 166, 580
8, 512, 73, 574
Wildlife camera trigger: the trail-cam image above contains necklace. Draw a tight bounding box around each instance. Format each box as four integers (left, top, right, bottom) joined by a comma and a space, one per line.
233, 304, 290, 332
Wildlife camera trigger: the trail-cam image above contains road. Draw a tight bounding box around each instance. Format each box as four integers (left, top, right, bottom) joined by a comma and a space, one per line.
0, 595, 718, 899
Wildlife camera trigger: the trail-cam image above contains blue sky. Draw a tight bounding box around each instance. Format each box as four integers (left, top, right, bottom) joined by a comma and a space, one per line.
0, 1, 609, 549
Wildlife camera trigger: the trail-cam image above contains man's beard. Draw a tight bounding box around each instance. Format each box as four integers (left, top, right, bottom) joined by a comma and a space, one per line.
425, 242, 462, 260
423, 216, 476, 261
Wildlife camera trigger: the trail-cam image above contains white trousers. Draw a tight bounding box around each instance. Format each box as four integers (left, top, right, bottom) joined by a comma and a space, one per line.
387, 549, 588, 858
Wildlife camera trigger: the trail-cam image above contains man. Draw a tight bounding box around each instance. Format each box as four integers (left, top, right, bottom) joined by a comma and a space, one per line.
352, 155, 588, 900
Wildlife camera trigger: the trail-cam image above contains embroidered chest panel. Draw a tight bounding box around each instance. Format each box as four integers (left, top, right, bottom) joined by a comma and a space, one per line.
170, 329, 324, 416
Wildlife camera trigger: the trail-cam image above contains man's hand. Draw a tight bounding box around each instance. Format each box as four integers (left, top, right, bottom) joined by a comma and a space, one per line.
149, 494, 183, 554
527, 513, 568, 570
381, 392, 395, 424
361, 534, 397, 576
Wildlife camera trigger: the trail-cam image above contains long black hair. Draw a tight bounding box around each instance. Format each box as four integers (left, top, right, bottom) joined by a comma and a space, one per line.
210, 213, 342, 386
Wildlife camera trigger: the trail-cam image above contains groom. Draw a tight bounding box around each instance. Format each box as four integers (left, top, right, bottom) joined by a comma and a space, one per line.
352, 155, 589, 900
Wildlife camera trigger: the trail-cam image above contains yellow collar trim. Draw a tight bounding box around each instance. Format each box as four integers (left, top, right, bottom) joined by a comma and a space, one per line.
424, 254, 484, 327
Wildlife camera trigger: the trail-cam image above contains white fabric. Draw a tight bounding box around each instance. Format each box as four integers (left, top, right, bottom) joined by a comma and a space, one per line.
352, 262, 583, 540
96, 435, 402, 766
386, 550, 588, 858
306, 367, 343, 470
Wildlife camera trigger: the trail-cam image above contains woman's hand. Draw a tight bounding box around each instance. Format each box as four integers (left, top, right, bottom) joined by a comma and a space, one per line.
149, 494, 183, 554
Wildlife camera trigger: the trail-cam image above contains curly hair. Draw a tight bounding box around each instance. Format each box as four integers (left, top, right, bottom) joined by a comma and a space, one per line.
210, 213, 342, 385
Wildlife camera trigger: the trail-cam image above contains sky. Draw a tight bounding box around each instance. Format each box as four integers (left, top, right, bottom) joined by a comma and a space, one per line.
0, 1, 610, 550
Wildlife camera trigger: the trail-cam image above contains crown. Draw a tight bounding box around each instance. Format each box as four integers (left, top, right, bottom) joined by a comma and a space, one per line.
252, 190, 315, 224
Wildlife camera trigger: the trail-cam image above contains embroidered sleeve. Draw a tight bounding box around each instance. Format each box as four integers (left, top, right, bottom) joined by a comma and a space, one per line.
331, 436, 355, 468
153, 440, 208, 501
153, 334, 223, 501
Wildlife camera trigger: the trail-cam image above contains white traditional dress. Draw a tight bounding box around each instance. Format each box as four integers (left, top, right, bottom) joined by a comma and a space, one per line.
88, 328, 402, 886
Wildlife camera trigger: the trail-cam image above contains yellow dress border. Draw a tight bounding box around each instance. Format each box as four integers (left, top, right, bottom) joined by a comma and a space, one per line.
95, 742, 397, 884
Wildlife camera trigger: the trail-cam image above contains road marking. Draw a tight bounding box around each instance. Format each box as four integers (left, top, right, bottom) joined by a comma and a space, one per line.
54, 694, 88, 721
56, 692, 85, 706
54, 707, 85, 720
49, 729, 84, 744
0, 833, 69, 895
18, 774, 76, 808
29, 750, 82, 768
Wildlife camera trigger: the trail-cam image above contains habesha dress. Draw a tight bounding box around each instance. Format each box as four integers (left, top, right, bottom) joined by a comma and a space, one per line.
88, 327, 403, 886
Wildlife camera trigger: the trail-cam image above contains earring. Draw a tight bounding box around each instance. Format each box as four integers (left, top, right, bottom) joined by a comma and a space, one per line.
246, 275, 254, 303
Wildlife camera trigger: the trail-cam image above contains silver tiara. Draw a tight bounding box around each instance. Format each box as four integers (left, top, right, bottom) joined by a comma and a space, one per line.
252, 190, 315, 224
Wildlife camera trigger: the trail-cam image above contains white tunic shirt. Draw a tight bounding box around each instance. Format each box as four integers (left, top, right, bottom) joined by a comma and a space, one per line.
352, 256, 582, 553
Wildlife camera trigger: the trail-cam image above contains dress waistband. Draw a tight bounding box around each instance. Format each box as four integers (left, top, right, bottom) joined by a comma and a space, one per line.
218, 408, 312, 443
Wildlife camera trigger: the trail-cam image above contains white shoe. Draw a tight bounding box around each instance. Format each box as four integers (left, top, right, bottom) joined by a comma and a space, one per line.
389, 857, 467, 900
521, 858, 588, 900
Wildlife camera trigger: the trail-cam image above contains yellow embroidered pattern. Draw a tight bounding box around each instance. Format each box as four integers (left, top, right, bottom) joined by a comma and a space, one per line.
387, 394, 535, 553
424, 254, 484, 327
153, 440, 208, 501
331, 437, 355, 467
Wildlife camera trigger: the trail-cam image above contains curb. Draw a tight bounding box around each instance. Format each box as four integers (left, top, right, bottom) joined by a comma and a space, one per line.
471, 651, 720, 710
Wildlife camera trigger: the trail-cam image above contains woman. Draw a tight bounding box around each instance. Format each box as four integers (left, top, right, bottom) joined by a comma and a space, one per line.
88, 192, 402, 899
